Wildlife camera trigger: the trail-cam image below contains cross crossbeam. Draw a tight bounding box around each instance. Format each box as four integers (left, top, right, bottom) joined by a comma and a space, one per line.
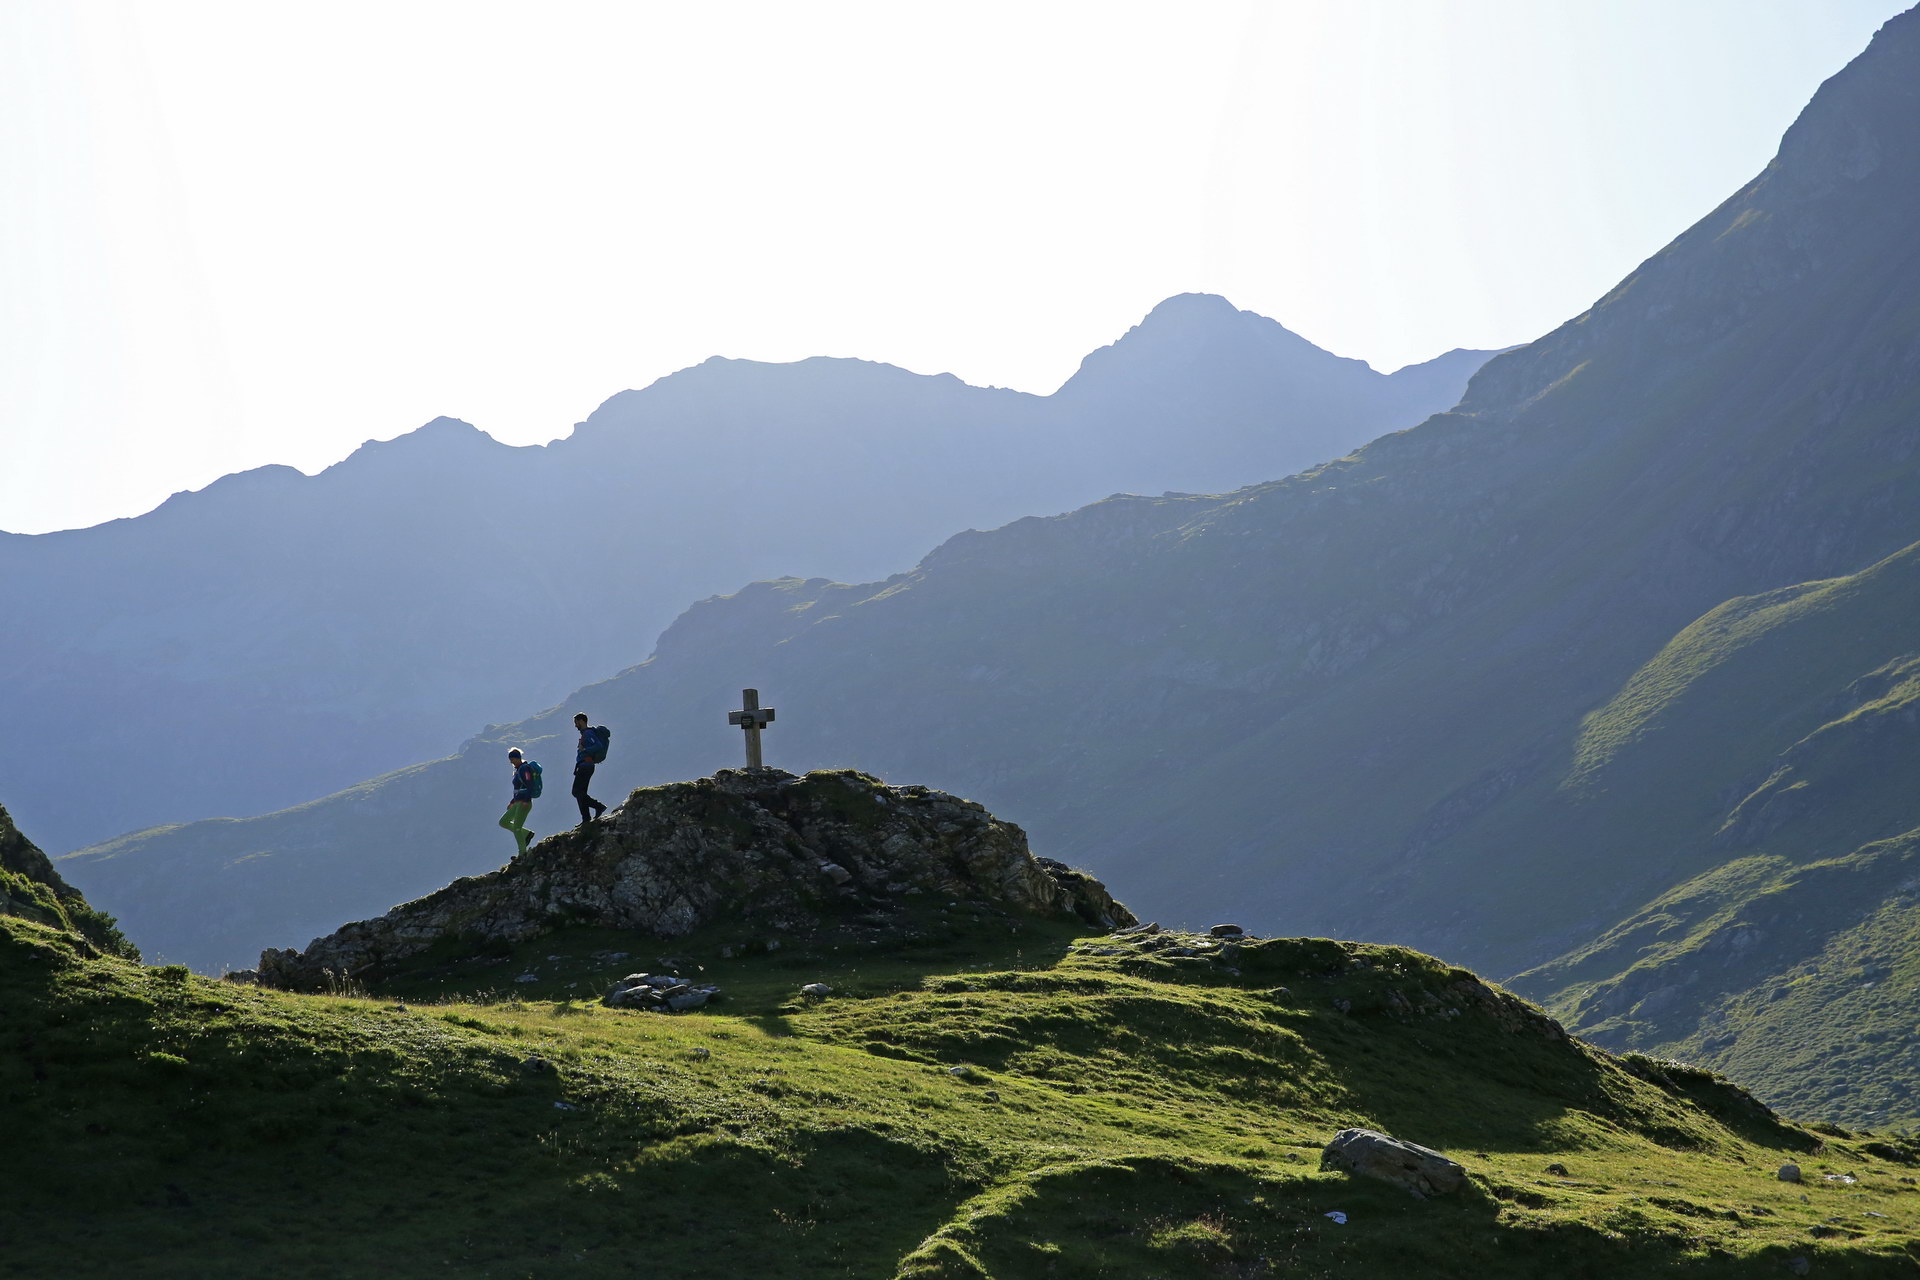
727, 687, 776, 769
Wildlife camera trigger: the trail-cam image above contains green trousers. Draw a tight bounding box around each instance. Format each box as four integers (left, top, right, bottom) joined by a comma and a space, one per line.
499, 800, 533, 855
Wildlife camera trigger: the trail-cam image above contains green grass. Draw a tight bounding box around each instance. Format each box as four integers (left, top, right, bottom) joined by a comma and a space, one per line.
5, 913, 1917, 1278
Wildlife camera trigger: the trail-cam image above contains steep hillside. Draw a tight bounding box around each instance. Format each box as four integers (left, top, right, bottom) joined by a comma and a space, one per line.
9, 802, 1919, 1276
3, 297, 1487, 855
1500, 543, 1920, 1129
0, 802, 133, 958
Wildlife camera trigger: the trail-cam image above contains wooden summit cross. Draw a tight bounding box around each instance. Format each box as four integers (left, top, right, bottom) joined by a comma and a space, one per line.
727, 688, 776, 769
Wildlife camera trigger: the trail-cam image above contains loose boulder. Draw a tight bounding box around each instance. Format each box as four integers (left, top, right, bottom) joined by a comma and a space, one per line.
1320, 1128, 1466, 1199
603, 972, 721, 1012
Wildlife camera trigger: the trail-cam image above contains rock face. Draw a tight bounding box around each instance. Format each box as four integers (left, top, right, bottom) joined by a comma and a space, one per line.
1320, 1128, 1467, 1199
256, 769, 1133, 990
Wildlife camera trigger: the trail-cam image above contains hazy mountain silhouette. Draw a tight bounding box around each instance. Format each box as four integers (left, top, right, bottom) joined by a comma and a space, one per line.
3, 299, 1490, 853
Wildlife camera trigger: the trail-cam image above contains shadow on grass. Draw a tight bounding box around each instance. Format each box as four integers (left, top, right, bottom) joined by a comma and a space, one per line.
367, 912, 1090, 1018
898, 1155, 1903, 1280
2, 919, 978, 1280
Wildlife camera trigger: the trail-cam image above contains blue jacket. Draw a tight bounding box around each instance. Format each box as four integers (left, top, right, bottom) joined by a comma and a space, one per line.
511, 761, 539, 803
576, 726, 609, 768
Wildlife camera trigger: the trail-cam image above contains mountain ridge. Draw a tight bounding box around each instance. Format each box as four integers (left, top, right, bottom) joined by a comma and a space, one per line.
5, 296, 1492, 855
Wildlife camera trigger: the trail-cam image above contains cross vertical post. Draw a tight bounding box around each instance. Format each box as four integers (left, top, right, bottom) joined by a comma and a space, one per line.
727, 688, 776, 769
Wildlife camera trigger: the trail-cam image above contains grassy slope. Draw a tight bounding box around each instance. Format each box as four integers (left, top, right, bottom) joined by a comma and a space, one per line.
6, 911, 1918, 1279
1500, 543, 1920, 1128
0, 802, 137, 959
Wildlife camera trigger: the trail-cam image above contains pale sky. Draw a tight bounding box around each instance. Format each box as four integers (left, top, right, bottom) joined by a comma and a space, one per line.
1, 0, 1906, 534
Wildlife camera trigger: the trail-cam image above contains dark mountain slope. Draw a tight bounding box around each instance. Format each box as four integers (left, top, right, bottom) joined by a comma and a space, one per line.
3, 297, 1488, 854
1498, 542, 1920, 1129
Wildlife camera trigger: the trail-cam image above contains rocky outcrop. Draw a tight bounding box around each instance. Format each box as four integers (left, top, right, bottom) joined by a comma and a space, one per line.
257, 769, 1133, 990
0, 803, 136, 957
1320, 1129, 1467, 1199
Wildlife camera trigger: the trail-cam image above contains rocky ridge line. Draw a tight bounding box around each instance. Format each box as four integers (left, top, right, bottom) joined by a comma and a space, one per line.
255, 769, 1133, 990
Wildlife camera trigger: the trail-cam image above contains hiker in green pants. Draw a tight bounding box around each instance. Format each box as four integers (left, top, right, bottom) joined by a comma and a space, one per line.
500, 748, 542, 856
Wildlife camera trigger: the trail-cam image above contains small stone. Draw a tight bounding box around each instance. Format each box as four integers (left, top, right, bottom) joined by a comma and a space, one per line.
819, 862, 853, 885
1786, 1257, 1810, 1277
800, 983, 832, 998
1210, 923, 1245, 937
948, 1065, 977, 1079
1545, 1162, 1570, 1177
666, 990, 710, 1012
522, 1057, 554, 1073
983, 1090, 1000, 1101
387, 1004, 409, 1013
1777, 1164, 1803, 1183
1267, 987, 1292, 999
691, 1047, 711, 1060
513, 973, 539, 984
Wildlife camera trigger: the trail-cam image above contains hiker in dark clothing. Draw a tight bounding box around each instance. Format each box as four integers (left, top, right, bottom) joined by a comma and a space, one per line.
500, 747, 540, 855
572, 713, 610, 824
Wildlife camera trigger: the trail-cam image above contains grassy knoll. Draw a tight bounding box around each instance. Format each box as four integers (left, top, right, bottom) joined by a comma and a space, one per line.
4, 912, 1916, 1279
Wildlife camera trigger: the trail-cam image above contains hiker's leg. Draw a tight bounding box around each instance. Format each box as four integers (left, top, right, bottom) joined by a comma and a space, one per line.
500, 801, 531, 853
572, 765, 596, 823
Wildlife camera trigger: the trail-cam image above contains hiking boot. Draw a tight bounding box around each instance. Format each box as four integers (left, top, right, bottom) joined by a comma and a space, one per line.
592, 803, 608, 820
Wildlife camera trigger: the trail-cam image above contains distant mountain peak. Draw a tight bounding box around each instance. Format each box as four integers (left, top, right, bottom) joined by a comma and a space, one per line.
360, 415, 491, 450
1055, 294, 1375, 401
1119, 292, 1317, 348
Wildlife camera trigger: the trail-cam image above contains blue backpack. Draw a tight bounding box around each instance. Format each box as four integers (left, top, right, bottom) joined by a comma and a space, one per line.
521, 761, 544, 799
585, 726, 611, 764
